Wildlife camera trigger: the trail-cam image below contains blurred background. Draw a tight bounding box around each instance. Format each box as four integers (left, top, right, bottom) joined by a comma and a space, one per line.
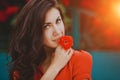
0, 0, 120, 80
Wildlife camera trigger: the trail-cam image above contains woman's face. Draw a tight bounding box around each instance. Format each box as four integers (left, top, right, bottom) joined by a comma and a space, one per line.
43, 8, 65, 48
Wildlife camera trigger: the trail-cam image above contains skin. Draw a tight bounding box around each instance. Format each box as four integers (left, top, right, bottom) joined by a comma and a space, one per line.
40, 8, 88, 80
42, 7, 66, 73
40, 7, 73, 80
42, 7, 65, 48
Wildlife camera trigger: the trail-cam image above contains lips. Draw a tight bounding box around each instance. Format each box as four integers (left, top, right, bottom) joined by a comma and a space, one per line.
53, 39, 58, 42
52, 38, 60, 43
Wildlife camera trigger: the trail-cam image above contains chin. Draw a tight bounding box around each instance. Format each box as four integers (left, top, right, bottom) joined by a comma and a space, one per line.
51, 45, 58, 48
51, 43, 58, 48
45, 43, 58, 49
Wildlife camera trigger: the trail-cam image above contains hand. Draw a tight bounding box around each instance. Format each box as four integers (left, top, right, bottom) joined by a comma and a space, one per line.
50, 45, 73, 71
40, 46, 73, 80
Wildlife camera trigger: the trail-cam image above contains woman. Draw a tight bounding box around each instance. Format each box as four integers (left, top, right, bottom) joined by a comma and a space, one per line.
9, 0, 92, 80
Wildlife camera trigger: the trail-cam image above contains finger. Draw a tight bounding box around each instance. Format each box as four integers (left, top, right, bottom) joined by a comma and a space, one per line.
66, 49, 73, 60
68, 49, 73, 56
66, 48, 71, 55
66, 48, 72, 54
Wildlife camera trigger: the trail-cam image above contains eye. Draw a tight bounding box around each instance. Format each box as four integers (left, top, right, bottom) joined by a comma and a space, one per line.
42, 24, 50, 30
56, 17, 61, 24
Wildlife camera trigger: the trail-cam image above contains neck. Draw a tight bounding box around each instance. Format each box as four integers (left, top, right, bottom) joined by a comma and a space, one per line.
43, 46, 55, 64
41, 46, 55, 73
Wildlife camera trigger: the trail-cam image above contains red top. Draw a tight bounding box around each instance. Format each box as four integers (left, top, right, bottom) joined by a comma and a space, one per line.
14, 50, 92, 80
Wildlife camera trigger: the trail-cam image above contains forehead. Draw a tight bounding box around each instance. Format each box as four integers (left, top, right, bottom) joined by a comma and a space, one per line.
45, 8, 61, 23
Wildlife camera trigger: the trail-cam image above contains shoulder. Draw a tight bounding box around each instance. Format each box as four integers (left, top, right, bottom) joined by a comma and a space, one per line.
71, 49, 92, 63
69, 49, 92, 78
69, 49, 92, 71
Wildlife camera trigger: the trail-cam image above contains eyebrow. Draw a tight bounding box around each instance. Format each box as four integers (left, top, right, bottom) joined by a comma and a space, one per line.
44, 16, 61, 25
43, 23, 51, 26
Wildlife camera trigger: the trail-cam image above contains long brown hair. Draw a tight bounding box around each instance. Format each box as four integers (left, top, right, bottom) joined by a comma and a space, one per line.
9, 0, 63, 80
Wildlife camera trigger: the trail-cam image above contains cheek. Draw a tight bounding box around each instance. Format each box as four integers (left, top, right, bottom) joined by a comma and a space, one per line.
43, 31, 52, 41
60, 23, 65, 34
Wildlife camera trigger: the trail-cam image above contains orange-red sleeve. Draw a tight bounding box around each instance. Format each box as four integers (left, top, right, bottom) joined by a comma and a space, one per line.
13, 71, 19, 80
72, 50, 92, 80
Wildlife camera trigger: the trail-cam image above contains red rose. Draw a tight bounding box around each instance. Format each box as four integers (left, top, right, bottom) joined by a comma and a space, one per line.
26, 0, 30, 2
6, 6, 19, 16
62, 0, 70, 7
58, 36, 73, 50
0, 11, 8, 22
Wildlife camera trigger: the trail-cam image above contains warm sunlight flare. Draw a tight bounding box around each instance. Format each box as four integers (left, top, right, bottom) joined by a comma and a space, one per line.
112, 3, 120, 17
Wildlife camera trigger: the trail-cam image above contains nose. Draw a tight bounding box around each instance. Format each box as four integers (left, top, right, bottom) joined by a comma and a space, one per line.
53, 25, 61, 36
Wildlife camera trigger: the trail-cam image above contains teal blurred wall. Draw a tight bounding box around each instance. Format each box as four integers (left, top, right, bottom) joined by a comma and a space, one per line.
0, 52, 9, 80
91, 51, 120, 80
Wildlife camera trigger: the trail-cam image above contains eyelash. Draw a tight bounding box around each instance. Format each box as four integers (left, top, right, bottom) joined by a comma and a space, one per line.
43, 25, 50, 30
56, 18, 61, 24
